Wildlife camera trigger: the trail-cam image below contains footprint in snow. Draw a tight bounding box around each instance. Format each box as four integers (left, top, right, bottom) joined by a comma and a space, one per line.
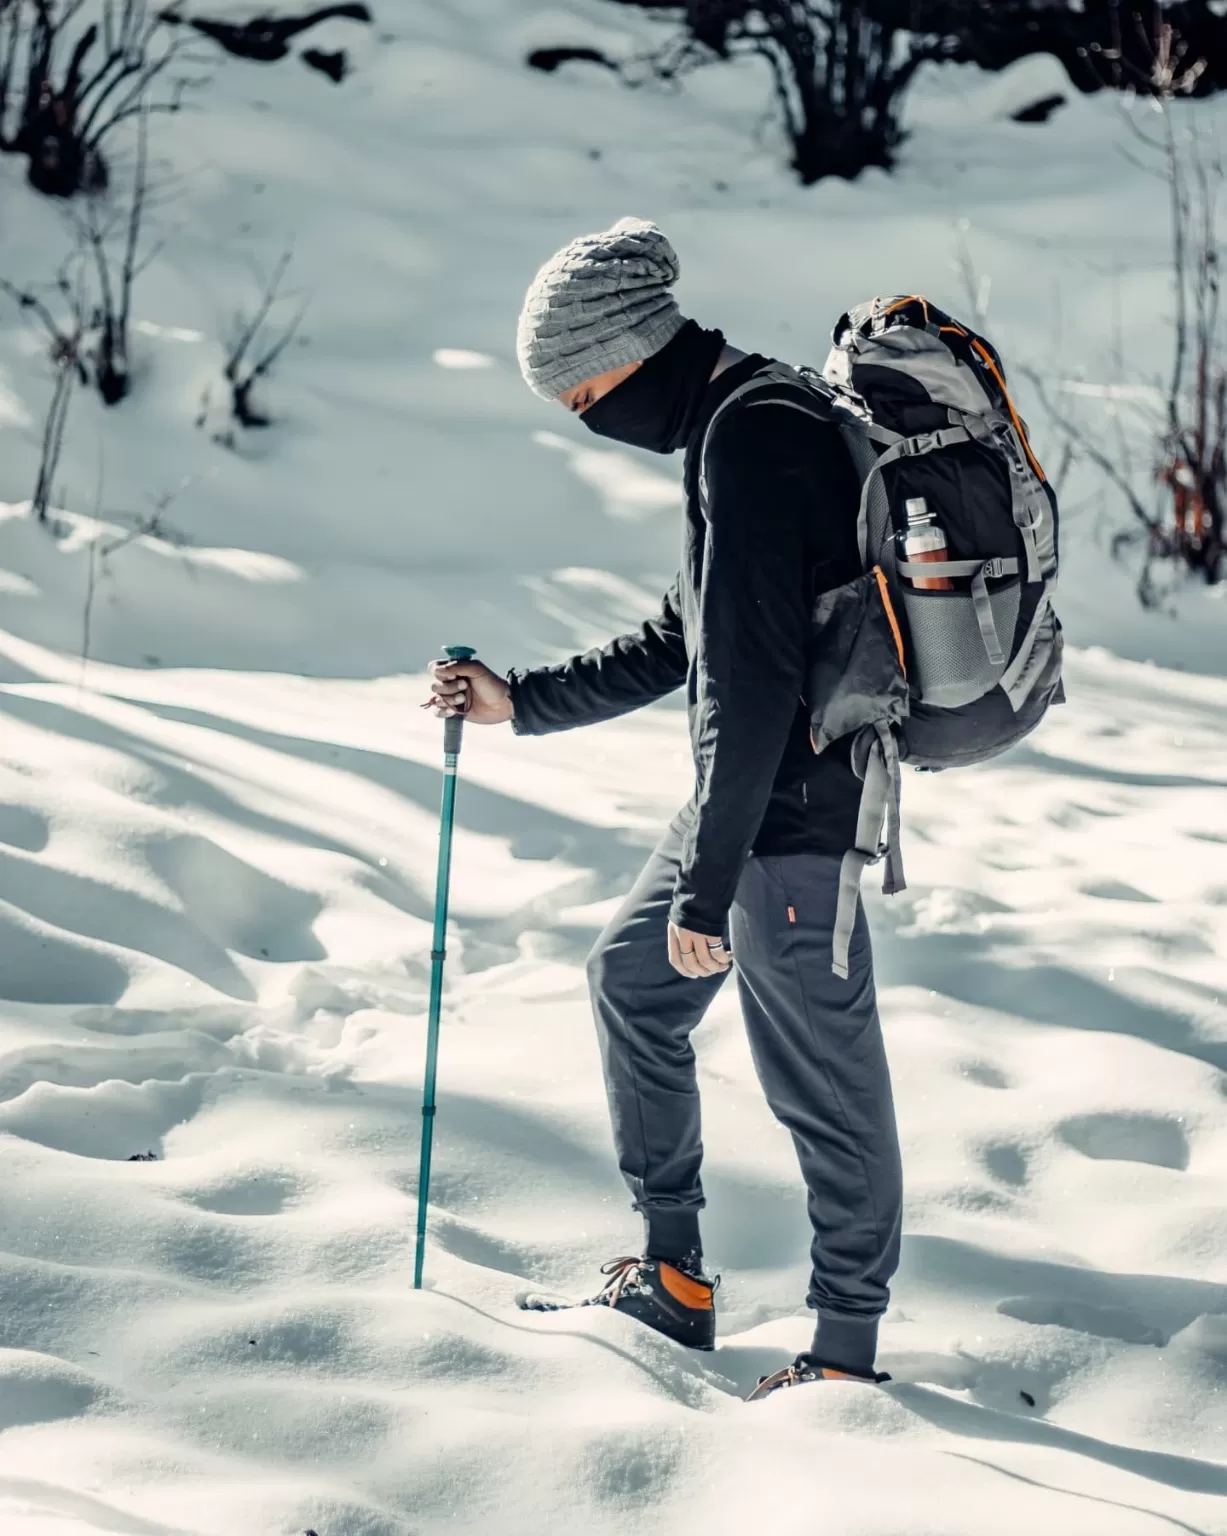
1080, 878, 1157, 903
958, 1060, 1013, 1090
997, 1294, 1167, 1347
979, 1140, 1030, 1189
0, 1350, 112, 1431
0, 804, 49, 853
182, 1169, 305, 1216
1057, 1111, 1190, 1171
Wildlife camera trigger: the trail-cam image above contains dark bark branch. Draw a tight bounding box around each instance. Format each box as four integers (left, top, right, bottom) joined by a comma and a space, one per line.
226, 250, 292, 371
1020, 364, 1160, 534
221, 249, 303, 428
0, 273, 65, 341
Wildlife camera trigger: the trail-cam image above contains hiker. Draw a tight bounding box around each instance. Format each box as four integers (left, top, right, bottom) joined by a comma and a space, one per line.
425, 217, 903, 1396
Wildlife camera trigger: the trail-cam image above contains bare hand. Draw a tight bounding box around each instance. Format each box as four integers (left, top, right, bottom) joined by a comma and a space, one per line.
424, 657, 513, 725
668, 922, 731, 979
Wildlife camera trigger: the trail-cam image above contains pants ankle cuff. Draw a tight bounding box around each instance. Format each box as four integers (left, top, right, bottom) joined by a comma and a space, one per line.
809, 1313, 880, 1377
642, 1206, 702, 1262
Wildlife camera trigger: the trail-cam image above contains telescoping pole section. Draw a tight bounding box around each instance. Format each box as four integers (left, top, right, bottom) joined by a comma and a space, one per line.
414, 644, 476, 1290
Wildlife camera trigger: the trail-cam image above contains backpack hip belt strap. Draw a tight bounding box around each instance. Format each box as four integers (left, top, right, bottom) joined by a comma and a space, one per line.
831, 723, 904, 980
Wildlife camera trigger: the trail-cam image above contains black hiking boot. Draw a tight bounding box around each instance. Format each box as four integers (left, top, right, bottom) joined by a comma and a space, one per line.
747, 1353, 891, 1402
518, 1256, 718, 1350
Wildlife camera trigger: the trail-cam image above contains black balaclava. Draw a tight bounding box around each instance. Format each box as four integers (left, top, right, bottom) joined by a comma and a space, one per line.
580, 320, 727, 455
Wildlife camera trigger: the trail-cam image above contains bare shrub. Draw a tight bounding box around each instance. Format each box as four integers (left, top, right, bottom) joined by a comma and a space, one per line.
591, 2, 961, 182
217, 250, 306, 436
0, 0, 200, 198
75, 103, 158, 404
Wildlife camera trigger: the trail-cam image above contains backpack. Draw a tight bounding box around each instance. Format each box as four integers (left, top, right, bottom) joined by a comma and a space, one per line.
699, 294, 1064, 976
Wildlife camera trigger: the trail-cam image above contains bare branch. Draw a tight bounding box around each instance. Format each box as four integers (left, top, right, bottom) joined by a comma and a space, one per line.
215, 248, 309, 431
1020, 364, 1160, 535
0, 274, 67, 341
1, 256, 90, 524
225, 248, 293, 383
248, 298, 306, 382
70, 102, 156, 405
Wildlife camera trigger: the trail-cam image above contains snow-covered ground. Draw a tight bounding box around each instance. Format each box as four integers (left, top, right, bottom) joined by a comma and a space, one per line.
0, 3, 1224, 1533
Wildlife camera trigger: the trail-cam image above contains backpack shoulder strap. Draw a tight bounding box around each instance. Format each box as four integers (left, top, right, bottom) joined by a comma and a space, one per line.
697, 363, 839, 512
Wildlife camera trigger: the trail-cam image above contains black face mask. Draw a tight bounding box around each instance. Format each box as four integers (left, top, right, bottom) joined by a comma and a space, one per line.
580, 321, 727, 455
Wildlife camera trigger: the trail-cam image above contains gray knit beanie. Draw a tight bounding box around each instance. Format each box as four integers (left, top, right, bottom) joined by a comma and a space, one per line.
517, 217, 688, 400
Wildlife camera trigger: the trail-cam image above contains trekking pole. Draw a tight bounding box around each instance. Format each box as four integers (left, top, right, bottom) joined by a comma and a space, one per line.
414, 643, 476, 1290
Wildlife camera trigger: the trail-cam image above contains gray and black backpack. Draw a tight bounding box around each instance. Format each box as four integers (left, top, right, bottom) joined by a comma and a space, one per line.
700, 294, 1064, 976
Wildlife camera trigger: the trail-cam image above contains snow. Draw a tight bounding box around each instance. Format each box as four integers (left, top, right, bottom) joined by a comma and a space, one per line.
0, 1, 1224, 1532
432, 351, 496, 371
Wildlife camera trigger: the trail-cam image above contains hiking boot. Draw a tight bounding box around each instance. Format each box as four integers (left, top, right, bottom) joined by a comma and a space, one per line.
519, 1255, 718, 1350
747, 1353, 891, 1402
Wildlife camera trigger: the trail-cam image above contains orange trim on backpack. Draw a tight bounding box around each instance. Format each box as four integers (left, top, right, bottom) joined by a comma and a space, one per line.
658, 1263, 714, 1311
969, 339, 1047, 483
872, 566, 907, 680
884, 294, 930, 322
938, 325, 1046, 481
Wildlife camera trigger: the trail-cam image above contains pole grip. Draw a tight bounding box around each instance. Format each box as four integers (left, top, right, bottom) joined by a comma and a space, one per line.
440, 644, 476, 759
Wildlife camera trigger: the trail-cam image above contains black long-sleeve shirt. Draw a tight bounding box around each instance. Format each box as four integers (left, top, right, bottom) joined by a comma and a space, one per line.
507, 354, 864, 934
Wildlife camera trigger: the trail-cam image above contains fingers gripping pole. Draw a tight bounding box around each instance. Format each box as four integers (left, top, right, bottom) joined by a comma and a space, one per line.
414, 644, 477, 1290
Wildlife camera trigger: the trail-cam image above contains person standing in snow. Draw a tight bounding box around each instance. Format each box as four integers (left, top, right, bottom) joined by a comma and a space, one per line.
424, 218, 901, 1397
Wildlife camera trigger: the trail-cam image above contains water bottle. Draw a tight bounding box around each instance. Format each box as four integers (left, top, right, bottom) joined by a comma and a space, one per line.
900, 497, 954, 591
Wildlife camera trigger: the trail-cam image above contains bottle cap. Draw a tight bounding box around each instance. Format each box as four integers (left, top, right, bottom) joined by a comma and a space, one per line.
905, 497, 929, 523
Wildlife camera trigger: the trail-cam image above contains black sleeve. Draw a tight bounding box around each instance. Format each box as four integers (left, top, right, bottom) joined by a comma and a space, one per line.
670, 406, 812, 935
506, 579, 688, 735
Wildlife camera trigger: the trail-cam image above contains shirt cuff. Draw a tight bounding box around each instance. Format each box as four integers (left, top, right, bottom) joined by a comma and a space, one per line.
668, 894, 729, 937
505, 672, 539, 736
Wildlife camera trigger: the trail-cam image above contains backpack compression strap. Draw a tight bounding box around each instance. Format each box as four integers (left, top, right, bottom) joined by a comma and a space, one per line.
832, 722, 904, 980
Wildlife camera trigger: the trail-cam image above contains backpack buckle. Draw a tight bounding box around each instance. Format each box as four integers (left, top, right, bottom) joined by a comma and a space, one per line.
982, 558, 1008, 579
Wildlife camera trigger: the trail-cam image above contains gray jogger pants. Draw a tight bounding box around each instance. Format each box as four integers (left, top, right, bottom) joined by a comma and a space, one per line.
587, 811, 902, 1358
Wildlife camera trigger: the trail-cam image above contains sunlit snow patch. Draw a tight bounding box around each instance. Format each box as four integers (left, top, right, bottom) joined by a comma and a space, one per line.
134, 320, 204, 343
0, 374, 32, 429
433, 348, 495, 369
533, 429, 679, 522
1058, 380, 1165, 407
183, 547, 304, 583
